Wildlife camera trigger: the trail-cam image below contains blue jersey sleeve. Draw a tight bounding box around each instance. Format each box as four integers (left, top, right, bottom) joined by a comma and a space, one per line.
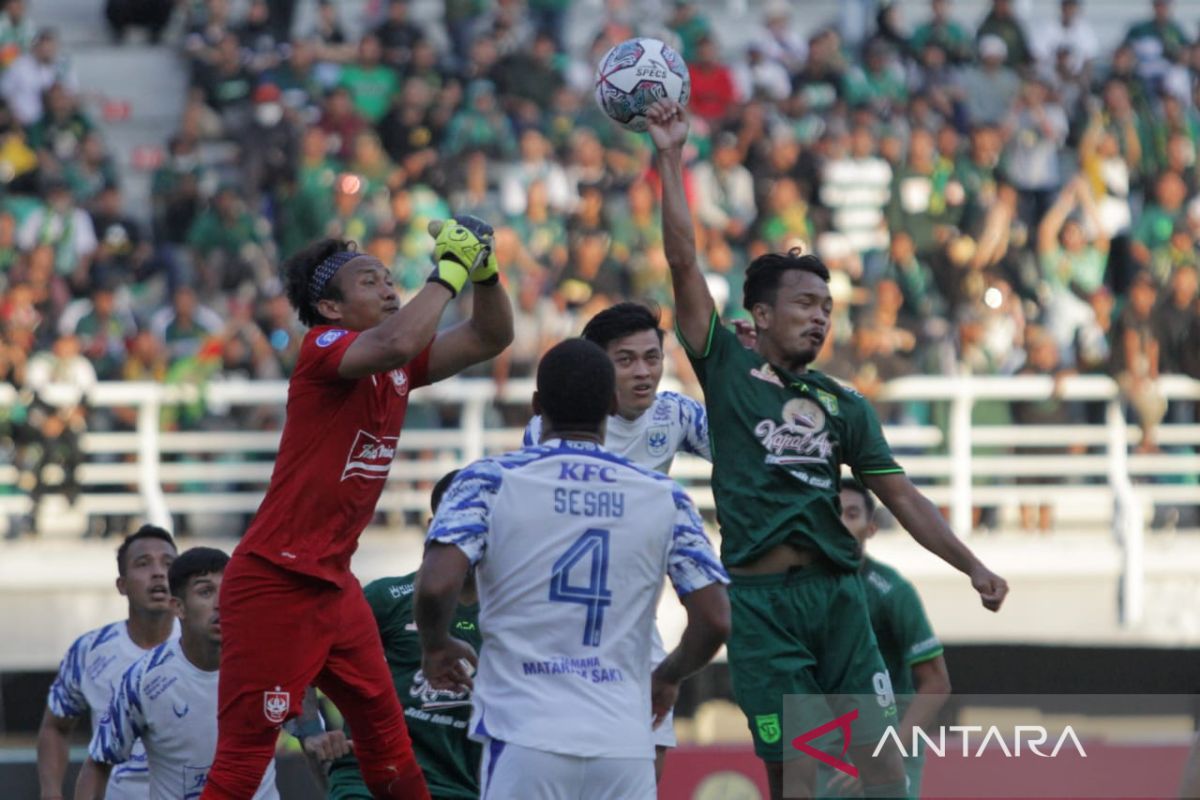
678, 394, 711, 462
427, 459, 504, 565
89, 655, 147, 766
665, 487, 729, 598
47, 630, 96, 718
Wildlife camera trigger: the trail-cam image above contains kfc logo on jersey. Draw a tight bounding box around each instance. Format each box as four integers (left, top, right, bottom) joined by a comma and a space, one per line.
342, 430, 399, 481
263, 687, 289, 725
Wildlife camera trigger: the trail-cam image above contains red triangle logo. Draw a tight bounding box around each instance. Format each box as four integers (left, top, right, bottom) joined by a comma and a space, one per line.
791, 708, 859, 778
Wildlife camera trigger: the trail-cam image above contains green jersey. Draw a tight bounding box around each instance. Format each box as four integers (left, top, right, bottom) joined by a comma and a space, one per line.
327, 572, 482, 800
860, 557, 942, 697
683, 315, 903, 569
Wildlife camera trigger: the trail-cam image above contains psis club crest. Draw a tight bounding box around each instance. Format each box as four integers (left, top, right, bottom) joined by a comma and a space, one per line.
647, 426, 670, 458
263, 686, 290, 725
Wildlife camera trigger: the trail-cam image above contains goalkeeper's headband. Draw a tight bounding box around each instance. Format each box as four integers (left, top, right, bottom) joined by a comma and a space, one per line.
308, 250, 361, 305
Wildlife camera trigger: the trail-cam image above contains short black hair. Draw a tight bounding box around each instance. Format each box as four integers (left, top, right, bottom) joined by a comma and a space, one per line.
282, 238, 355, 327
431, 469, 460, 515
168, 547, 229, 598
840, 478, 876, 518
116, 524, 176, 576
581, 302, 664, 349
742, 248, 831, 311
536, 339, 615, 430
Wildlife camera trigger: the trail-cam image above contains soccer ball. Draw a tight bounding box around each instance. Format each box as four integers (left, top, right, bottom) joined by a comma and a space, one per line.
594, 37, 690, 133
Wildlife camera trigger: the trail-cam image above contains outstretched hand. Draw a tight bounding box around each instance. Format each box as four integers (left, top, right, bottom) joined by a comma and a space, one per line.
645, 99, 690, 152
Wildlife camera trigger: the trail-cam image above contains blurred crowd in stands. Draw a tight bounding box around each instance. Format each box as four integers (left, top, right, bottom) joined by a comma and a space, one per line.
0, 0, 1198, 535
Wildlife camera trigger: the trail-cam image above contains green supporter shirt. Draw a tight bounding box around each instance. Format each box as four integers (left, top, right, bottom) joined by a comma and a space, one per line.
339, 65, 399, 123
327, 573, 482, 800
682, 314, 904, 570
860, 557, 943, 699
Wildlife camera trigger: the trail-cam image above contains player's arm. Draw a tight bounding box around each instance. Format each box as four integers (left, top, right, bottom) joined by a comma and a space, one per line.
416, 463, 501, 692
646, 99, 716, 354
425, 283, 514, 383
863, 472, 1008, 611
415, 544, 475, 692
653, 583, 731, 726
426, 215, 514, 382
653, 489, 732, 725
39, 635, 91, 800
338, 217, 502, 379
72, 759, 112, 800
36, 707, 77, 800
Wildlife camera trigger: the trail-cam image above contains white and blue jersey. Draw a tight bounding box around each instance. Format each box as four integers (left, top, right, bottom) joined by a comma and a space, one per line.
89, 639, 278, 800
48, 620, 180, 799
427, 439, 728, 760
524, 391, 711, 475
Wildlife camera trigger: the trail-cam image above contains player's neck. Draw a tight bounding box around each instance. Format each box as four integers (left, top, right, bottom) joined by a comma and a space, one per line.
180, 634, 220, 672
540, 422, 606, 446
755, 340, 811, 376
615, 406, 645, 422
125, 608, 176, 650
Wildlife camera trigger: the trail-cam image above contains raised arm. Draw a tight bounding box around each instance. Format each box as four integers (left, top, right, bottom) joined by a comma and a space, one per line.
339, 217, 504, 379
426, 279, 514, 383
863, 472, 1008, 611
646, 100, 716, 353
1037, 181, 1077, 256
1074, 176, 1110, 253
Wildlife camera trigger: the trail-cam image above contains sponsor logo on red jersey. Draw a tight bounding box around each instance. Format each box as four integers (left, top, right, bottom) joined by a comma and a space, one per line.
342, 430, 398, 481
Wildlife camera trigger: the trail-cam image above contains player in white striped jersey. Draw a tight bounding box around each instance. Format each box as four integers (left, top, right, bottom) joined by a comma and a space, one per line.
416, 338, 730, 800
523, 302, 710, 475
523, 302, 711, 777
39, 526, 179, 800
76, 547, 278, 800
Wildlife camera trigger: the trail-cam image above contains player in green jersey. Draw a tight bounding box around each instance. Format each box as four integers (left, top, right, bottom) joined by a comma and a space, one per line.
645, 98, 1007, 800
313, 470, 482, 800
819, 479, 952, 798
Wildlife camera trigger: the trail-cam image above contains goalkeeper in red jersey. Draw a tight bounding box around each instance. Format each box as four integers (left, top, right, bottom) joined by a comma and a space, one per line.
200, 217, 513, 799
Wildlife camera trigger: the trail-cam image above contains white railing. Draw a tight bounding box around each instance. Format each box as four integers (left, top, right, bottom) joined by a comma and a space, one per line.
1, 374, 1198, 626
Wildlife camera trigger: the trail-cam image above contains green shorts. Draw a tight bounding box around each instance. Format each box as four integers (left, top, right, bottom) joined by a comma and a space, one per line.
326, 761, 372, 800
727, 563, 897, 761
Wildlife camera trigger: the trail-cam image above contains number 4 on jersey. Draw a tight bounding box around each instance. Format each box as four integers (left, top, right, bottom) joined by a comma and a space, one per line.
549, 529, 613, 647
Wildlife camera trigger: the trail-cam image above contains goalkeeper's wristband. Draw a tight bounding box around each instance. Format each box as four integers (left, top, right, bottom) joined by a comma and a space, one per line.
427, 257, 470, 297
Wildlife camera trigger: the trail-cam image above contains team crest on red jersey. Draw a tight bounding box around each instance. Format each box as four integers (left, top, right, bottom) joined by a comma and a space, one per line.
342, 430, 399, 481
389, 369, 409, 397
263, 687, 289, 725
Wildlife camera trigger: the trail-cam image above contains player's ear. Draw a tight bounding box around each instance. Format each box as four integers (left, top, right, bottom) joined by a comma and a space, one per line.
316, 296, 342, 321
115, 575, 128, 598
171, 594, 184, 621
751, 302, 771, 331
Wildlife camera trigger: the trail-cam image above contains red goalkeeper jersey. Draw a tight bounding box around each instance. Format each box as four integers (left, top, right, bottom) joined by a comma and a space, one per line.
238, 325, 432, 583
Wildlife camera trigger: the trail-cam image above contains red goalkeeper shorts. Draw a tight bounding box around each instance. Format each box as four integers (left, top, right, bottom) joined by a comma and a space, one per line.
201, 552, 429, 799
